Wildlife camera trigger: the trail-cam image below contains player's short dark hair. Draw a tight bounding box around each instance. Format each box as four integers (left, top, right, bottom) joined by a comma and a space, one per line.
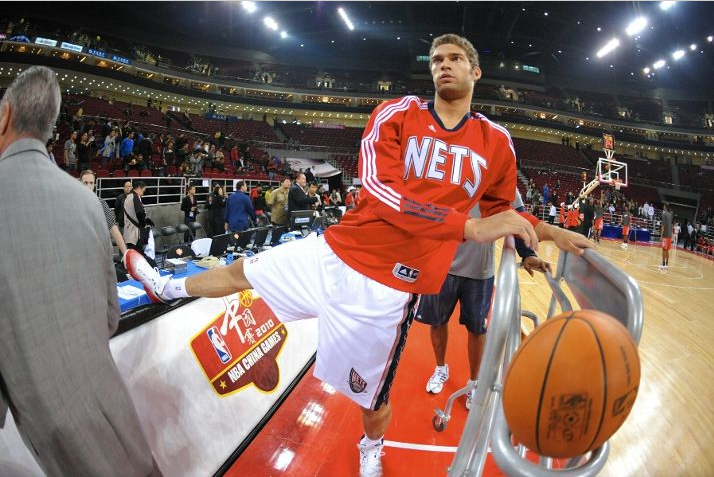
134, 180, 146, 190
429, 34, 480, 71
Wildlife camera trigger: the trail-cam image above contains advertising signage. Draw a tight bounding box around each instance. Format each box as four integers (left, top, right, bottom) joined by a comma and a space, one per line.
111, 54, 132, 65
60, 41, 83, 53
88, 48, 108, 59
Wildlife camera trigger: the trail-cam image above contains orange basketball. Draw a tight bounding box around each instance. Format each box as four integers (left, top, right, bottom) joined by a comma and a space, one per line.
503, 310, 640, 458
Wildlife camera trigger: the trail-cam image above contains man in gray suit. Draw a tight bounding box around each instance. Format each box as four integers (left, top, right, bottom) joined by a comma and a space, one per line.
0, 66, 160, 475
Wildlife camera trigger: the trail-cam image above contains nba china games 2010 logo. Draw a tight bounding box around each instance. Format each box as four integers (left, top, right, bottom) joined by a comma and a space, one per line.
190, 290, 287, 396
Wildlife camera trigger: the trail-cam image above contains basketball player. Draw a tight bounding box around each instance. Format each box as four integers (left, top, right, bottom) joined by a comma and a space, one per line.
593, 199, 604, 244
566, 204, 580, 232
621, 209, 631, 249
418, 191, 551, 410
659, 203, 673, 271
125, 34, 592, 476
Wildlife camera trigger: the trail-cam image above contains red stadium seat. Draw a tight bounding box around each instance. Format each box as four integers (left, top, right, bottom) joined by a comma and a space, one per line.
141, 170, 152, 177
113, 170, 126, 178
127, 170, 140, 177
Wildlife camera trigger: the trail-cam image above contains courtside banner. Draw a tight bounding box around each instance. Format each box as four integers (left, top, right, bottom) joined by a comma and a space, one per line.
189, 291, 287, 396
108, 292, 318, 476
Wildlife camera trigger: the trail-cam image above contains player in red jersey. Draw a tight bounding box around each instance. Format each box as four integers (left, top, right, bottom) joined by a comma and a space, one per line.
125, 34, 592, 476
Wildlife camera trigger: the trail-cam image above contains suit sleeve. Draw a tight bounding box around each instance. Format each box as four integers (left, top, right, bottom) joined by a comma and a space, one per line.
359, 99, 469, 241
247, 196, 257, 221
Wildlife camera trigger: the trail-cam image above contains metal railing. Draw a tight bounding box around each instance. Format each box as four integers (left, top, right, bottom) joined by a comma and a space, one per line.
448, 237, 644, 476
96, 176, 279, 209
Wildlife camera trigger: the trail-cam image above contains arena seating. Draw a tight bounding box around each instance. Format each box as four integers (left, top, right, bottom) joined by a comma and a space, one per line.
330, 154, 359, 178
279, 124, 363, 149
619, 96, 663, 123
513, 138, 592, 169
565, 89, 614, 117
520, 167, 585, 202
668, 99, 708, 129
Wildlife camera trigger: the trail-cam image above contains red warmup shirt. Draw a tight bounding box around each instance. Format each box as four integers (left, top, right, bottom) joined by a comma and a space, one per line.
566, 208, 580, 228
324, 96, 539, 294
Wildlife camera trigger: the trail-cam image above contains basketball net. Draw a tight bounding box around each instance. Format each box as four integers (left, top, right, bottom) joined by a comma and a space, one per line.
604, 149, 615, 160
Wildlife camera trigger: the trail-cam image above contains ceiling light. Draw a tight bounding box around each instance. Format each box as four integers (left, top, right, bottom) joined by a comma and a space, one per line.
643, 67, 650, 74
626, 17, 647, 36
597, 27, 602, 32
280, 31, 288, 39
596, 38, 620, 58
263, 16, 278, 31
659, 1, 676, 10
708, 36, 713, 42
690, 44, 697, 50
653, 59, 666, 69
672, 50, 685, 60
241, 1, 256, 13
338, 7, 355, 31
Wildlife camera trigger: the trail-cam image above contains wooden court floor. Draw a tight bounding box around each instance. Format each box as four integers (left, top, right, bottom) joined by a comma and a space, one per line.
229, 238, 714, 476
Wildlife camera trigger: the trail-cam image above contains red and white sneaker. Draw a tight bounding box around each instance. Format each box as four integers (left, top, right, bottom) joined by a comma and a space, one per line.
124, 250, 171, 303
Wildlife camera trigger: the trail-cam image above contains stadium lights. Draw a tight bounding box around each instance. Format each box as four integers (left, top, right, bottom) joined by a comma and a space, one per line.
241, 1, 256, 13
672, 50, 685, 60
625, 17, 647, 36
653, 59, 666, 69
596, 38, 620, 58
643, 67, 650, 74
264, 16, 278, 31
338, 7, 355, 31
659, 1, 676, 10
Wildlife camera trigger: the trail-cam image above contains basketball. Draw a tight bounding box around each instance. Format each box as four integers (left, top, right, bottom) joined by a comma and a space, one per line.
502, 310, 640, 458
251, 356, 280, 392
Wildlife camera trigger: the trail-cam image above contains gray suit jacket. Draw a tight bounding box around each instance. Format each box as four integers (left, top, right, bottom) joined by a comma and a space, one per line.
0, 138, 157, 476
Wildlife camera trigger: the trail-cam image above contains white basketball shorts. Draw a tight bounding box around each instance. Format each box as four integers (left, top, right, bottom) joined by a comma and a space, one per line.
243, 233, 419, 410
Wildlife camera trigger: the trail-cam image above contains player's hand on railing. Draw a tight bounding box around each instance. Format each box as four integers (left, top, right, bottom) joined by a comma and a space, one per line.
536, 222, 594, 256
465, 209, 538, 251
522, 256, 552, 276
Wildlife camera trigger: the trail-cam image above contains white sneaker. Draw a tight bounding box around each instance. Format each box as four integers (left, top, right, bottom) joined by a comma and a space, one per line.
124, 250, 171, 303
358, 437, 384, 477
465, 383, 477, 410
426, 365, 449, 394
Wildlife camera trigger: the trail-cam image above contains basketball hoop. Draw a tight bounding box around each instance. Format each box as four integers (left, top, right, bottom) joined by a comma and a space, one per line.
613, 179, 622, 191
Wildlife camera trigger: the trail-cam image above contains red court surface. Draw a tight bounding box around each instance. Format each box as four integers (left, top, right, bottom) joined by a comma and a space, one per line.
227, 308, 508, 476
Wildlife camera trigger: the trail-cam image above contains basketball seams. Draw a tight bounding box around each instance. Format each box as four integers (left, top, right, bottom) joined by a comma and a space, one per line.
573, 314, 609, 453
534, 311, 576, 455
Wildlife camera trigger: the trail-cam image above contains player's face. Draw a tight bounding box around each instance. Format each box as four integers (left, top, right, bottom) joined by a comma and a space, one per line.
430, 44, 482, 101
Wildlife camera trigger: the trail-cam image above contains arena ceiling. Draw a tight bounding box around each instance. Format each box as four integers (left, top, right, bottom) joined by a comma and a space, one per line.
3, 1, 714, 90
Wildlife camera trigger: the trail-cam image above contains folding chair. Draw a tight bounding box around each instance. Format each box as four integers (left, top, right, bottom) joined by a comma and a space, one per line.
189, 221, 206, 239
449, 238, 644, 477
176, 223, 193, 244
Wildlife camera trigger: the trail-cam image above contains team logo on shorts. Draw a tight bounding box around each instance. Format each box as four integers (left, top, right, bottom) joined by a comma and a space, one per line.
393, 263, 420, 283
349, 368, 368, 393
